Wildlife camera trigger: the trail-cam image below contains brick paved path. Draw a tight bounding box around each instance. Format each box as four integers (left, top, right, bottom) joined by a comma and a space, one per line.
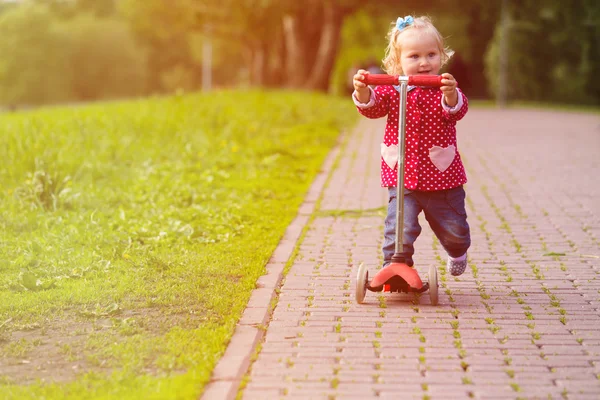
205, 109, 600, 399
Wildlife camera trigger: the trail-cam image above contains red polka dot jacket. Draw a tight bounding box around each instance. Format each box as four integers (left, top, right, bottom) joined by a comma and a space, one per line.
353, 85, 468, 191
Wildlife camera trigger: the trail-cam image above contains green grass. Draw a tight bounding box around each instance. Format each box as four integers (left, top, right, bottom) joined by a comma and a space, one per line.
0, 90, 357, 398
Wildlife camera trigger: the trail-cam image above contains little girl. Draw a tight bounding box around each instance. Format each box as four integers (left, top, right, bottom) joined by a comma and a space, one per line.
352, 15, 470, 276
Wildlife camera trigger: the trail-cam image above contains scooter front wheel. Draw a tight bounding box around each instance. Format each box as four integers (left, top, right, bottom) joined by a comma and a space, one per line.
355, 263, 368, 304
429, 264, 439, 306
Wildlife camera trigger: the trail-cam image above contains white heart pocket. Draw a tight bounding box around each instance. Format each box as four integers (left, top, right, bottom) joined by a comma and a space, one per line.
381, 143, 398, 169
429, 145, 456, 172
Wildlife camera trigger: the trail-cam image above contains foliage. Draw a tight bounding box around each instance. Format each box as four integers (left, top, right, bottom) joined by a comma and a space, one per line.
118, 0, 201, 93
0, 3, 72, 105
67, 13, 148, 101
70, 0, 116, 17
485, 0, 600, 105
331, 9, 475, 96
0, 0, 597, 108
0, 90, 357, 398
14, 159, 74, 211
0, 3, 147, 106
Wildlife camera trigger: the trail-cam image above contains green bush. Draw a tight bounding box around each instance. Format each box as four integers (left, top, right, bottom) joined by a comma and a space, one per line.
0, 4, 147, 107
484, 2, 599, 105
0, 3, 73, 105
66, 14, 148, 101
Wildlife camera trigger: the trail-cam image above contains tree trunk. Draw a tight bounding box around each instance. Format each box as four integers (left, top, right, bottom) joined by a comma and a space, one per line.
265, 32, 285, 87
250, 44, 265, 86
282, 14, 308, 88
305, 3, 343, 91
281, 2, 346, 92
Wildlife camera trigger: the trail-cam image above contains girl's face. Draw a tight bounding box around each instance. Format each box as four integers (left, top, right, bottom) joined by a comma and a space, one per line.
399, 30, 442, 76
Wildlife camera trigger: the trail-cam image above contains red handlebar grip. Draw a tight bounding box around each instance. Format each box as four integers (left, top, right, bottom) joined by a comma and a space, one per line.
363, 74, 399, 86
362, 74, 443, 87
408, 75, 443, 87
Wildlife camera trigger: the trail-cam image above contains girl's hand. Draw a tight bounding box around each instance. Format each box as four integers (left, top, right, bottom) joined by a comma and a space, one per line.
440, 73, 458, 107
353, 69, 371, 103
353, 69, 369, 90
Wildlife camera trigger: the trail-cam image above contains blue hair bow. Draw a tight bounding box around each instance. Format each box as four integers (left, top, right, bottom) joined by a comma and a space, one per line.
396, 15, 414, 30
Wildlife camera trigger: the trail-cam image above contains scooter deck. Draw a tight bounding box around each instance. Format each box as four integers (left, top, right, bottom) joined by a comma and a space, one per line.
368, 262, 424, 290
355, 262, 438, 304
367, 275, 430, 293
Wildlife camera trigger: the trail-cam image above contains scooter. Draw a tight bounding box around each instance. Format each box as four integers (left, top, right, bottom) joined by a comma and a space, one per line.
355, 74, 442, 306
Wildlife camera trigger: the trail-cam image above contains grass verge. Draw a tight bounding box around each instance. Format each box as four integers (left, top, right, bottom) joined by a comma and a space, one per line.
0, 90, 357, 399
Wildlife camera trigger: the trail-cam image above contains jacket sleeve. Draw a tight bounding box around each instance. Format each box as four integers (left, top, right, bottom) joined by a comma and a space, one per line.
441, 88, 468, 122
352, 86, 391, 119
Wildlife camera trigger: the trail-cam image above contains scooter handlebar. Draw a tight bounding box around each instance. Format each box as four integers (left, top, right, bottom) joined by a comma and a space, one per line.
363, 74, 443, 87
362, 74, 399, 85
408, 75, 443, 87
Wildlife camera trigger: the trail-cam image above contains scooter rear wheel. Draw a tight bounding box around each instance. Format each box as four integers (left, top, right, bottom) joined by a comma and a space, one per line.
429, 264, 439, 306
355, 263, 368, 304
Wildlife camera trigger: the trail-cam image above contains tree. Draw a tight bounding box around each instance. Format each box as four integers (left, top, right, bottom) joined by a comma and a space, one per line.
36, 0, 117, 18
0, 3, 73, 106
485, 0, 599, 104
72, 0, 116, 17
195, 0, 373, 91
118, 0, 201, 93
457, 0, 501, 98
66, 14, 147, 101
278, 1, 356, 90
195, 0, 492, 92
0, 2, 148, 106
119, 0, 497, 93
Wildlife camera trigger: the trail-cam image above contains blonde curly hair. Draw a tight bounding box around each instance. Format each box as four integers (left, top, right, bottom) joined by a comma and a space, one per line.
382, 16, 454, 76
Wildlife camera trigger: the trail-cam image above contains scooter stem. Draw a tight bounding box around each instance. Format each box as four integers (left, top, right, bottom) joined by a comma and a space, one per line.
393, 81, 408, 261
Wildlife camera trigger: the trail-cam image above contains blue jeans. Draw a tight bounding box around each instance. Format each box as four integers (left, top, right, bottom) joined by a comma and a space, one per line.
383, 186, 471, 267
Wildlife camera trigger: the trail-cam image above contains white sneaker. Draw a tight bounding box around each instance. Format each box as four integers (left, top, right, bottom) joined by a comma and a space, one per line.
447, 255, 467, 276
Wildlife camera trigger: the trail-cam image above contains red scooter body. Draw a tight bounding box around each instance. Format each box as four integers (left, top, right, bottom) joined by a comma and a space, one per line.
355, 74, 441, 305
